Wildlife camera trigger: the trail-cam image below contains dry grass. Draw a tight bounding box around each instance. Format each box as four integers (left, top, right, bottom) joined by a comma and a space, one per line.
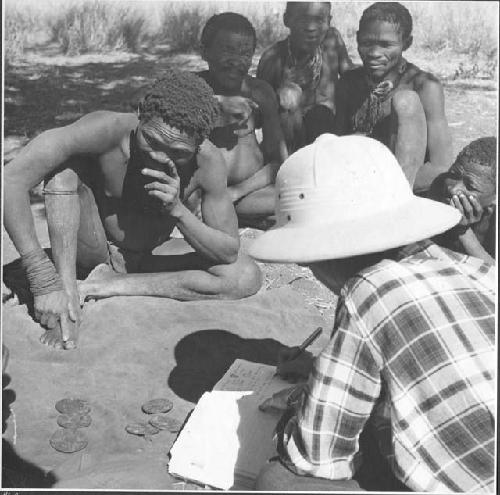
4, 1, 498, 79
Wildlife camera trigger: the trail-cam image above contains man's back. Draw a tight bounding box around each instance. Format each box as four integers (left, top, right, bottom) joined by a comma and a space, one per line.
343, 241, 495, 492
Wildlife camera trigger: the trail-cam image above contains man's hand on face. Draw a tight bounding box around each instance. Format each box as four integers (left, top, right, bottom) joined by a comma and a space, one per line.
142, 155, 182, 217
451, 192, 484, 227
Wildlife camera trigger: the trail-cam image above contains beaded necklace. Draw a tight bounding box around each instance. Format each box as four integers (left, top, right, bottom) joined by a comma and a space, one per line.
352, 58, 408, 135
285, 37, 323, 92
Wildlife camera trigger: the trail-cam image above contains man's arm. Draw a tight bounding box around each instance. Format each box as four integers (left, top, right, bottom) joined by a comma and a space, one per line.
276, 298, 381, 479
414, 75, 454, 193
172, 140, 240, 264
4, 111, 136, 257
256, 45, 282, 91
228, 81, 288, 202
227, 164, 278, 203
255, 79, 288, 164
4, 111, 135, 342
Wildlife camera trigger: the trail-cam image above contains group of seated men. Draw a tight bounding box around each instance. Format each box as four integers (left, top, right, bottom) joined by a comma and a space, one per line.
3, 2, 496, 492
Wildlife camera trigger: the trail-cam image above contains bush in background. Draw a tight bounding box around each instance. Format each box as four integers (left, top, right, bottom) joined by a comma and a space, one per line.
158, 3, 209, 53
49, 0, 145, 55
4, 0, 498, 80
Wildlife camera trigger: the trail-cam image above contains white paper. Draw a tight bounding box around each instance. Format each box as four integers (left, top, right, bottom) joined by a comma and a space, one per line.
168, 359, 291, 490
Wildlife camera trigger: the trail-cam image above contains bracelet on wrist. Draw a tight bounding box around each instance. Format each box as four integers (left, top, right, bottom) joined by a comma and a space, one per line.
21, 249, 63, 296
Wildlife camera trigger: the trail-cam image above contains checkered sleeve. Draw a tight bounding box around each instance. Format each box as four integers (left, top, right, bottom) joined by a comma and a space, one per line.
276, 297, 382, 479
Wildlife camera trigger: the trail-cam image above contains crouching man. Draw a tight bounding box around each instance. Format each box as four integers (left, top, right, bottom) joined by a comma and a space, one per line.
4, 69, 262, 350
250, 135, 495, 492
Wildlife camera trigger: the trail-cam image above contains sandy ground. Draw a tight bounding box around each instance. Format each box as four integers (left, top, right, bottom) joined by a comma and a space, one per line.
1, 205, 337, 489
2, 42, 497, 490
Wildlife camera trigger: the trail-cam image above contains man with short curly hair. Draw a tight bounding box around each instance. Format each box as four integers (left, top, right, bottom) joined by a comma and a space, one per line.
4, 69, 262, 350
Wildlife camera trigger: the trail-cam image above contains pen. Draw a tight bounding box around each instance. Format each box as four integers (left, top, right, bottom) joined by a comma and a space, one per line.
291, 326, 323, 359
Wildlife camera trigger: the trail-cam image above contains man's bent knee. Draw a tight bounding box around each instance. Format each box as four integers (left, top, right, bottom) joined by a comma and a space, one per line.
209, 254, 262, 299
391, 89, 423, 118
44, 166, 80, 192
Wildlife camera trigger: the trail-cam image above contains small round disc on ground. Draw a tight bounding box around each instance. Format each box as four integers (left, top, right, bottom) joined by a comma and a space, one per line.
55, 398, 91, 415
57, 413, 92, 429
149, 415, 183, 433
125, 422, 160, 436
50, 429, 88, 453
141, 398, 173, 414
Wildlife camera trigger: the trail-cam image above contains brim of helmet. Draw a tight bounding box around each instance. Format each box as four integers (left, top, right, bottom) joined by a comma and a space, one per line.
248, 197, 461, 263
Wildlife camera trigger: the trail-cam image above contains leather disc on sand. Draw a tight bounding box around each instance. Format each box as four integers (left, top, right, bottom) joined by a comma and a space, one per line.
141, 398, 173, 414
50, 429, 88, 453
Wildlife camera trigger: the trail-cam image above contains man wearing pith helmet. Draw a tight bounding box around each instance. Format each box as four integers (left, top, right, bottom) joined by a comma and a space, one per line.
251, 134, 495, 492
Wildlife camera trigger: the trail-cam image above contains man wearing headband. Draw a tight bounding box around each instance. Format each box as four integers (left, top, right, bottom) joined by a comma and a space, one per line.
251, 134, 495, 492
4, 69, 262, 351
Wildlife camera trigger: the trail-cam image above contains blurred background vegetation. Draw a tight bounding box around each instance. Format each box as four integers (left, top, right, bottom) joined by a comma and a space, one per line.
4, 0, 498, 80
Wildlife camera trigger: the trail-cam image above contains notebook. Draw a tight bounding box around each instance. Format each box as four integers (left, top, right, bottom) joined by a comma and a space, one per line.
168, 359, 292, 490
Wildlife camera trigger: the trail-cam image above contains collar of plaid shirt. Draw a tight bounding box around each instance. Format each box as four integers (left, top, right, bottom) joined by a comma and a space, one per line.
275, 240, 496, 492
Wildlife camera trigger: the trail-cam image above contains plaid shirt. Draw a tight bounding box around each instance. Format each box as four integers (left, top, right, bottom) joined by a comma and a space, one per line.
276, 241, 496, 492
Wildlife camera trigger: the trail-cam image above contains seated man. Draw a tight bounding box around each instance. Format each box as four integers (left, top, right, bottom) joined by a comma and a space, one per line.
3, 69, 262, 350
431, 136, 496, 264
257, 2, 354, 153
196, 12, 287, 223
250, 135, 495, 492
335, 2, 453, 194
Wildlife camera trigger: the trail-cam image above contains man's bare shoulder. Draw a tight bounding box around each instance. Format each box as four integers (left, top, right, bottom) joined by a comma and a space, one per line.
326, 26, 346, 46
71, 110, 137, 131
195, 139, 228, 191
244, 76, 278, 105
257, 40, 286, 83
405, 63, 442, 91
259, 41, 285, 64
48, 111, 138, 156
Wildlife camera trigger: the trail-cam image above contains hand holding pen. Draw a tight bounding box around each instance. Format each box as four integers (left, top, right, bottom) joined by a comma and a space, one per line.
277, 327, 322, 382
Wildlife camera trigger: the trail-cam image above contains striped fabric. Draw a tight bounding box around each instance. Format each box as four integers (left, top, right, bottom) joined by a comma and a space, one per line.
276, 241, 496, 492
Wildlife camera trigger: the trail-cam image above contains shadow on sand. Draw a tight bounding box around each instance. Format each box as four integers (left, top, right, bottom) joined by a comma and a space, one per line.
2, 374, 57, 488
168, 329, 286, 403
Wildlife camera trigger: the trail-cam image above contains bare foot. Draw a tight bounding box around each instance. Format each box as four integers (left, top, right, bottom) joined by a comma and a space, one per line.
78, 263, 117, 304
40, 327, 64, 350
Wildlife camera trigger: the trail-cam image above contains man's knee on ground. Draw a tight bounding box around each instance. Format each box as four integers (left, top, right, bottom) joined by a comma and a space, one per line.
391, 89, 423, 120
209, 255, 262, 299
254, 461, 285, 491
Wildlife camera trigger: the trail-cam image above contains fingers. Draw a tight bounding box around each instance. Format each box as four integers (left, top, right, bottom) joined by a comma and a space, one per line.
68, 303, 80, 324
141, 167, 178, 184
60, 315, 78, 349
451, 195, 466, 225
468, 194, 483, 219
453, 192, 483, 225
278, 347, 300, 365
458, 193, 473, 218
277, 348, 314, 382
60, 313, 71, 342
